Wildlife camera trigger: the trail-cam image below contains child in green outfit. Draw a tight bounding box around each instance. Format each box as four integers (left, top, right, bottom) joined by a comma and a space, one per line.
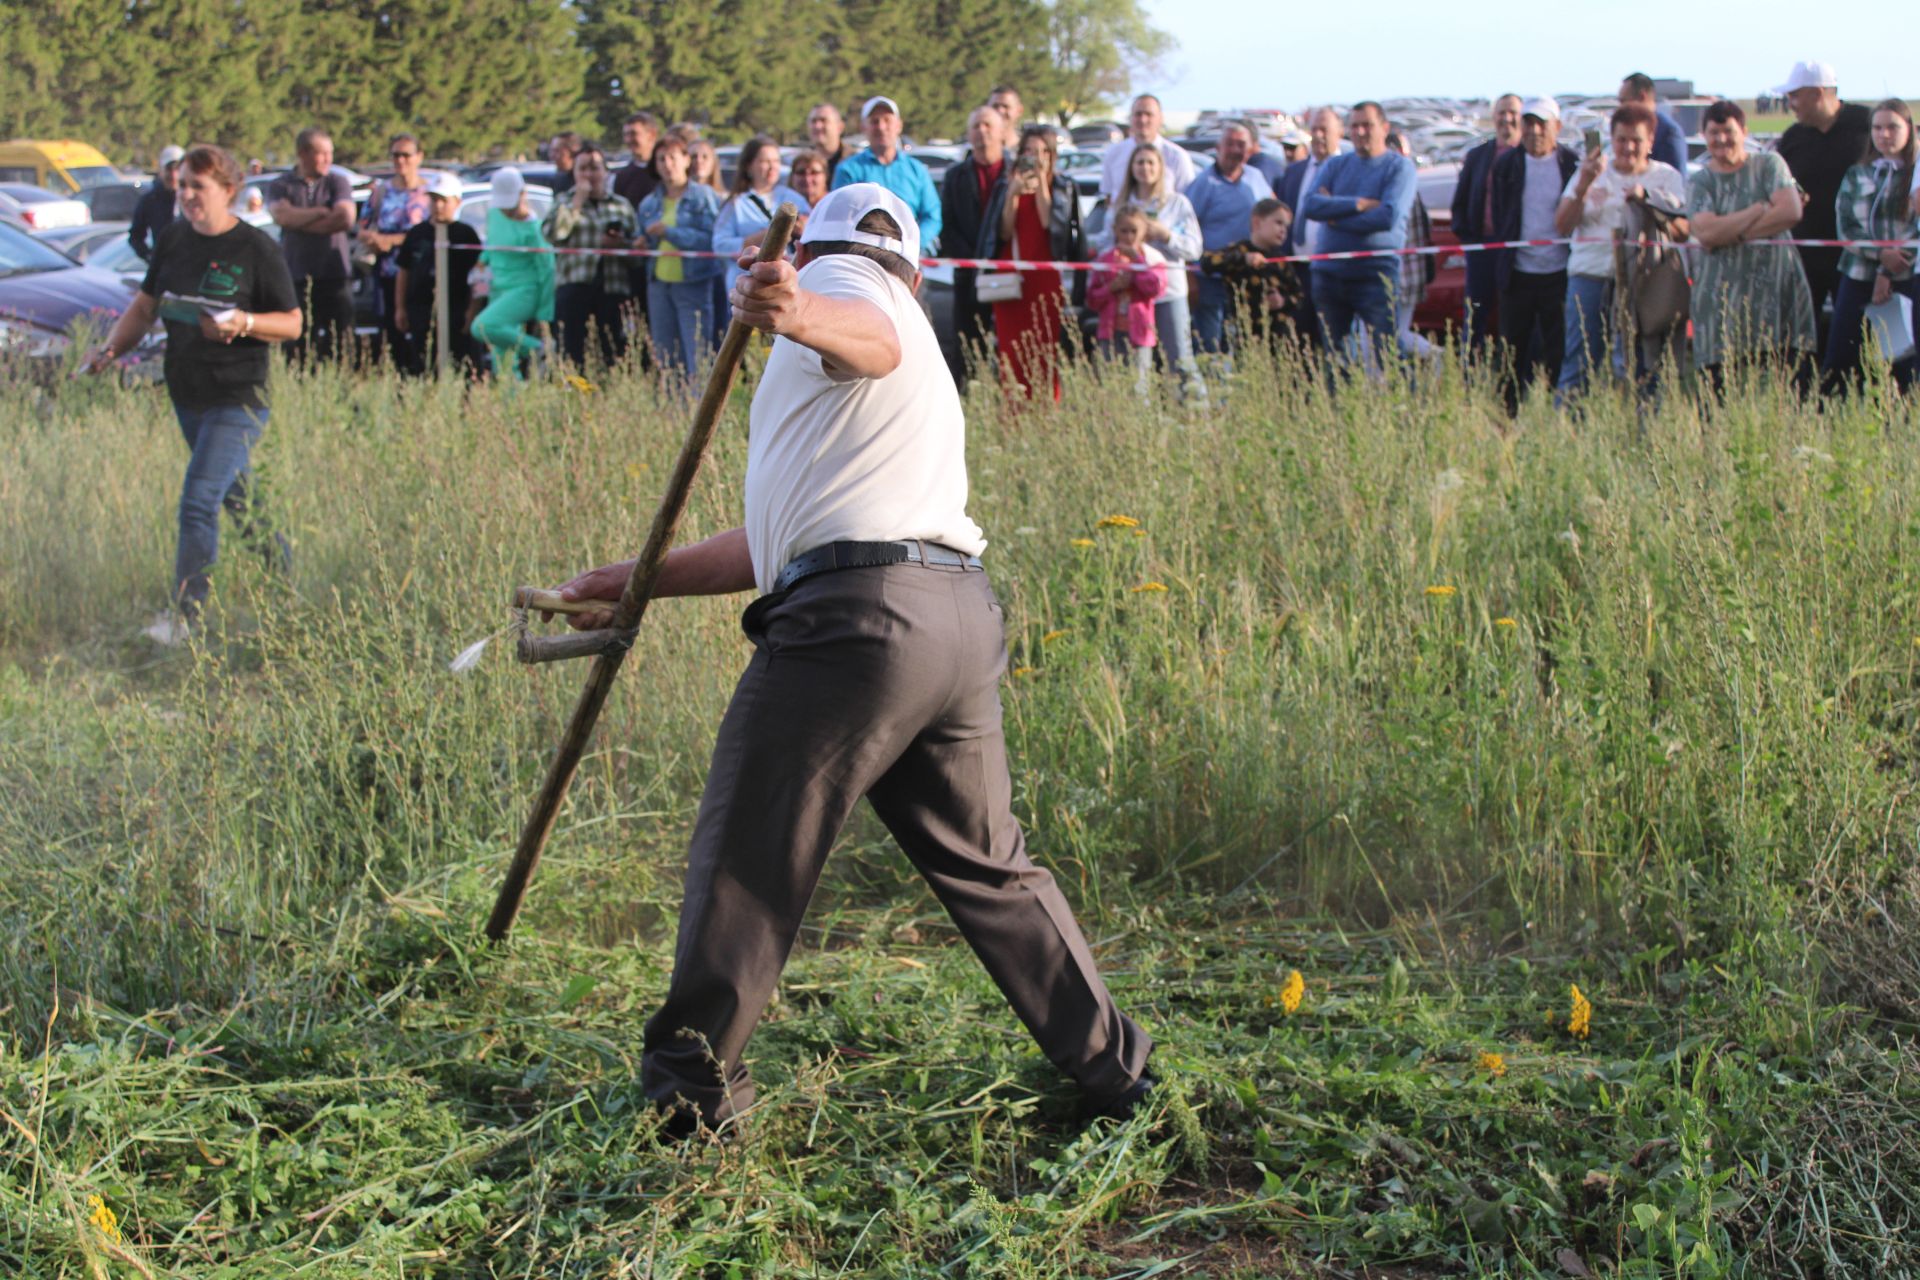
472, 168, 555, 379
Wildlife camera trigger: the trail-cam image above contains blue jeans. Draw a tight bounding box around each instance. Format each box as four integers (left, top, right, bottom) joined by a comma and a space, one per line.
1822, 271, 1920, 389
1311, 268, 1394, 366
1558, 274, 1618, 396
1153, 296, 1205, 398
172, 403, 289, 614
1192, 275, 1229, 354
648, 276, 714, 378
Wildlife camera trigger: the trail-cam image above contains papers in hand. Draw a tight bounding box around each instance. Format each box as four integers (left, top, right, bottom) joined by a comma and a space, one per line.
158, 292, 239, 326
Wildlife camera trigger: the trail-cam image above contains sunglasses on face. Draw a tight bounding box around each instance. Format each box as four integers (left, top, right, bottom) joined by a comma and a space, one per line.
390, 151, 418, 160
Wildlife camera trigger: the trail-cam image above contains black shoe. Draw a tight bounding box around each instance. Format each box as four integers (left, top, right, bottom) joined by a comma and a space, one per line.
1084, 1072, 1157, 1122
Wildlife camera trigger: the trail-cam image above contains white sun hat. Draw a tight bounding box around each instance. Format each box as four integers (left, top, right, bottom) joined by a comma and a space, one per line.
798, 182, 921, 266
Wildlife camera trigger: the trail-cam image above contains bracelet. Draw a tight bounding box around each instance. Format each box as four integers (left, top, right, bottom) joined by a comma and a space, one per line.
242, 311, 255, 336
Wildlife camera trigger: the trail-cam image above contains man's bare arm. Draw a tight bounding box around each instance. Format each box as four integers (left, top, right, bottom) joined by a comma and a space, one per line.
729, 257, 902, 379
552, 527, 756, 629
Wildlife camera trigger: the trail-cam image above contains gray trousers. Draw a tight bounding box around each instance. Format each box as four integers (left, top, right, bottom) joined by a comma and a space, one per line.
641, 559, 1151, 1126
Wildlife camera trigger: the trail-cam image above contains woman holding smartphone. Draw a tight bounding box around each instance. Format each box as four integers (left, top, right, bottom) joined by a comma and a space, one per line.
1553, 103, 1688, 396
84, 144, 301, 645
980, 124, 1084, 403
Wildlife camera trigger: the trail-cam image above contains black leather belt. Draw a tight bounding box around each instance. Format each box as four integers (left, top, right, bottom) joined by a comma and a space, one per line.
773, 539, 984, 593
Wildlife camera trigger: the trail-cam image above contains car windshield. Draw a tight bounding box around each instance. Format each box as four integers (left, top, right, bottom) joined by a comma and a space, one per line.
64, 166, 122, 190
0, 220, 78, 274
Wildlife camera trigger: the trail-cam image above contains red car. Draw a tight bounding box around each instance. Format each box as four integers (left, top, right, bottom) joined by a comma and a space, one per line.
1412, 162, 1466, 337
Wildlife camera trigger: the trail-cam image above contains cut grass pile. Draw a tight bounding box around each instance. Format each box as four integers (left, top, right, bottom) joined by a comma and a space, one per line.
2, 349, 1917, 1276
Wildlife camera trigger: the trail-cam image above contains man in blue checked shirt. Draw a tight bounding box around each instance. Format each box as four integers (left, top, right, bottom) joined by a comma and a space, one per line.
831, 96, 942, 253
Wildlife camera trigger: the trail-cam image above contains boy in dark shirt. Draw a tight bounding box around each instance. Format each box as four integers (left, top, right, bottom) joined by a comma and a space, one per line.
1198, 197, 1304, 346
393, 173, 484, 375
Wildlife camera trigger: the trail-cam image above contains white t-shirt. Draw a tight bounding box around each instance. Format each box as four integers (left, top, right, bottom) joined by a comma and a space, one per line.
745, 253, 987, 595
1515, 153, 1571, 273
1562, 160, 1687, 278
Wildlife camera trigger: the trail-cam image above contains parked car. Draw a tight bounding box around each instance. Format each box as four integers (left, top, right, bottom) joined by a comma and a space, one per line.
32, 221, 130, 261
1411, 163, 1465, 337
0, 184, 92, 231
1070, 122, 1126, 148
76, 182, 147, 222
0, 219, 161, 376
0, 139, 120, 195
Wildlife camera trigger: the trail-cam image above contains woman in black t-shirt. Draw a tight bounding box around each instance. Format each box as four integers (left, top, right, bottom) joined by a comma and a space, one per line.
87, 145, 302, 643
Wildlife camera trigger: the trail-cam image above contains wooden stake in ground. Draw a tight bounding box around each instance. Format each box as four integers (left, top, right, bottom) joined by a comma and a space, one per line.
486, 205, 798, 942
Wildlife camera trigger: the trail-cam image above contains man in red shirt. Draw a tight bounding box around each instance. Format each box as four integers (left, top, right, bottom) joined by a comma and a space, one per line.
938, 105, 1014, 388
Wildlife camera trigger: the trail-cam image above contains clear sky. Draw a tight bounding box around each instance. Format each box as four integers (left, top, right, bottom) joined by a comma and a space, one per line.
1133, 0, 1911, 115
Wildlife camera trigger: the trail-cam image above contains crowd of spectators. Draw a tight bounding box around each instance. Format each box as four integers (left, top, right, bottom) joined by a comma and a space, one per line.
206, 56, 1915, 405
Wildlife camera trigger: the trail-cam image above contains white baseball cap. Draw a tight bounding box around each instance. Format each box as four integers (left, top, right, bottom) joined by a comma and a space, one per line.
862, 96, 901, 121
1773, 61, 1837, 95
427, 170, 463, 201
489, 167, 525, 206
158, 145, 185, 167
1521, 97, 1561, 123
799, 182, 921, 266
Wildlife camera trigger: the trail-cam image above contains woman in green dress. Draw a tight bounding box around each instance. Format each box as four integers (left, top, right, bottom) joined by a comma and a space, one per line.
1687, 99, 1817, 394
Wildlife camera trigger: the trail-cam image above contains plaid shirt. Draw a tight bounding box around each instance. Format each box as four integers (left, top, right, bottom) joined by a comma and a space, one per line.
542, 192, 639, 294
1835, 159, 1918, 283
1398, 194, 1431, 305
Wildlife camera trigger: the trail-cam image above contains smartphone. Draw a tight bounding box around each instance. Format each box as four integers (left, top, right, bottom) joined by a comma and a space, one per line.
1584, 127, 1603, 156
1015, 154, 1040, 174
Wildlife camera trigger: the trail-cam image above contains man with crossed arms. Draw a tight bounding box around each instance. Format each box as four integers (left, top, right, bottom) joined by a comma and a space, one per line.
553, 185, 1153, 1137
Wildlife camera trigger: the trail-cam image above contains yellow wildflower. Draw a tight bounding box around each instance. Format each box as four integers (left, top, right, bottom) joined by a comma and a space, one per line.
1495, 617, 1517, 628
1011, 666, 1037, 678
1425, 585, 1458, 598
625, 461, 651, 479
1070, 538, 1096, 548
1279, 969, 1305, 1015
1095, 514, 1140, 529
1477, 1051, 1508, 1078
565, 374, 599, 394
1131, 528, 1147, 538
1040, 629, 1070, 644
86, 1194, 120, 1244
1130, 581, 1169, 594
1568, 984, 1592, 1039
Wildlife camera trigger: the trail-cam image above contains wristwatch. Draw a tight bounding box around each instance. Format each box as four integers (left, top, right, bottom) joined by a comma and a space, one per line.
242, 311, 255, 337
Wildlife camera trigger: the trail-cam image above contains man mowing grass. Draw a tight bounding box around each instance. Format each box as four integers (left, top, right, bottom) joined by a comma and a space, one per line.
552, 184, 1154, 1139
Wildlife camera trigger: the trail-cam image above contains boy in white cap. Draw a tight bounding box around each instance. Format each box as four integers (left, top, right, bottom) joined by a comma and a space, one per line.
470, 168, 554, 380
551, 183, 1153, 1138
392, 172, 483, 375
1771, 61, 1871, 363
826, 96, 942, 249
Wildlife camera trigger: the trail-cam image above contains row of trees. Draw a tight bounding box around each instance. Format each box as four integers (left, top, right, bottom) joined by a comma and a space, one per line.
0, 0, 1172, 167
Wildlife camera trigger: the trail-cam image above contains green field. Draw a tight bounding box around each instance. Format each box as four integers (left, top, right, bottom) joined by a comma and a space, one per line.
3, 349, 1918, 1277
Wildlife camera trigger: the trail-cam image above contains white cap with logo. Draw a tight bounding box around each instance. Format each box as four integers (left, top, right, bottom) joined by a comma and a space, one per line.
799, 182, 921, 267
1521, 97, 1561, 123
427, 170, 463, 201
1773, 61, 1837, 95
489, 167, 525, 206
158, 145, 186, 167
862, 96, 901, 121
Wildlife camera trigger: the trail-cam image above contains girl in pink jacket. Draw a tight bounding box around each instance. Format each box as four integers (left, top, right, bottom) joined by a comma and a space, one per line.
1087, 207, 1168, 391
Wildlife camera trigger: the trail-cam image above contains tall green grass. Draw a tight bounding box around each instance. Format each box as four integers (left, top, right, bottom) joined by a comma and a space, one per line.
2, 348, 1917, 1275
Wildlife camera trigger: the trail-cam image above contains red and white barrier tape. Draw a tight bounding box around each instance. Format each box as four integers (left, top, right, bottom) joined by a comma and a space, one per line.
468, 235, 1918, 272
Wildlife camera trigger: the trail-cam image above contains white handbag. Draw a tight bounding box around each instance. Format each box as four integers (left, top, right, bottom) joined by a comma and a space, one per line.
976, 270, 1023, 303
